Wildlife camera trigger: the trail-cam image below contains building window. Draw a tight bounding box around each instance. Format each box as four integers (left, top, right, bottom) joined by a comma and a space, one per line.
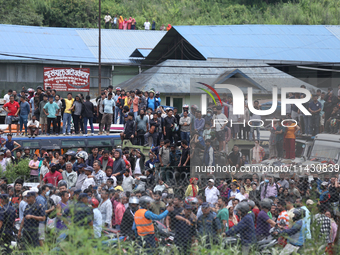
166, 97, 170, 106
173, 98, 183, 113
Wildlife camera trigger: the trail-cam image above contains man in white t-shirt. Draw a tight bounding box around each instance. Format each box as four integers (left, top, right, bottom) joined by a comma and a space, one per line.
205, 179, 220, 205
3, 89, 12, 124
144, 19, 151, 30
122, 169, 135, 192
104, 13, 112, 29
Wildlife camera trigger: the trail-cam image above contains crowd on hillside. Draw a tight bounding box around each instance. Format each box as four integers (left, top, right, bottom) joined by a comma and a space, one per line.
103, 13, 172, 31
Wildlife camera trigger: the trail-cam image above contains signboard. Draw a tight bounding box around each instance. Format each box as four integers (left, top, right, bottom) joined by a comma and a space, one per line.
43, 67, 90, 92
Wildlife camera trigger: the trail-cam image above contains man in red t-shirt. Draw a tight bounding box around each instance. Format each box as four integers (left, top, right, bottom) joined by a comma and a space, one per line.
43, 164, 63, 187
2, 95, 20, 134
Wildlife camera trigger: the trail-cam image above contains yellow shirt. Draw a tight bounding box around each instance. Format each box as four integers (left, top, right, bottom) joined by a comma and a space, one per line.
64, 98, 74, 114
244, 185, 252, 194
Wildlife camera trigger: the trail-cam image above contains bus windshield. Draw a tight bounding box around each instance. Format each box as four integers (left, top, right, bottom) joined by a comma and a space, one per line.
309, 140, 340, 163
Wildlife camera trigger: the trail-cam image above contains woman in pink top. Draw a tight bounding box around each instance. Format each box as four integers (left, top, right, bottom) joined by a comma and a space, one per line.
115, 193, 128, 230
29, 154, 40, 180
123, 19, 128, 30
127, 17, 132, 30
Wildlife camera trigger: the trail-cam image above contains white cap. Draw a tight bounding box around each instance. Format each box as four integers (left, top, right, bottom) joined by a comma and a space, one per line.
22, 190, 29, 197
208, 179, 215, 184
30, 187, 39, 193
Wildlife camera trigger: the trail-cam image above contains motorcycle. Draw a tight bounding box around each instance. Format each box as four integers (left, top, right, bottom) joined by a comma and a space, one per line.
222, 225, 281, 254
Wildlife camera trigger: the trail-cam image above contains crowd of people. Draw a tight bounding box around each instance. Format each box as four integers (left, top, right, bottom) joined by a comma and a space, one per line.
103, 13, 172, 31
1, 84, 340, 254
0, 151, 339, 255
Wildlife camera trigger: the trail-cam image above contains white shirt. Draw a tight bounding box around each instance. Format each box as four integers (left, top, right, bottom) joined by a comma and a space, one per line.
98, 199, 112, 227
93, 208, 102, 238
144, 21, 150, 30
134, 158, 141, 175
104, 15, 112, 23
205, 186, 220, 205
81, 177, 96, 191
228, 192, 246, 206
28, 120, 40, 128
4, 94, 10, 103
0, 158, 7, 172
122, 175, 135, 192
212, 113, 227, 131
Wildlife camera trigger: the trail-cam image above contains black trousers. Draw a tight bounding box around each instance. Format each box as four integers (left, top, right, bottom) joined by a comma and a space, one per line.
56, 116, 61, 134
47, 117, 56, 134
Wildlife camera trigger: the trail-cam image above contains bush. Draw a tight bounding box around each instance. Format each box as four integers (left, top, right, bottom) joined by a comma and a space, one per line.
0, 159, 31, 183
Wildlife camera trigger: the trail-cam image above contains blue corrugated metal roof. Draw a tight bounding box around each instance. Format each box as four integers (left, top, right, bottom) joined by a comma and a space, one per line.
0, 24, 166, 64
0, 25, 97, 63
173, 25, 340, 63
77, 29, 165, 64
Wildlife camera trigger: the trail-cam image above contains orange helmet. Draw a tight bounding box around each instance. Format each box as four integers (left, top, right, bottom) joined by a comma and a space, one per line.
90, 198, 99, 208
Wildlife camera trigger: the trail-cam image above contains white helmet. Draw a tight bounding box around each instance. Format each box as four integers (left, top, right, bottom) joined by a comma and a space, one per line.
76, 151, 88, 161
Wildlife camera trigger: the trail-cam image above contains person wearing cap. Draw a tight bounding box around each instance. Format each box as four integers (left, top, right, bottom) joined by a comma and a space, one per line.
2, 95, 20, 134
74, 163, 87, 190
43, 163, 63, 187
197, 201, 222, 246
173, 203, 197, 254
0, 194, 16, 253
1, 133, 21, 156
121, 196, 139, 238
63, 193, 93, 228
81, 166, 96, 192
205, 179, 220, 205
21, 147, 32, 160
18, 191, 46, 249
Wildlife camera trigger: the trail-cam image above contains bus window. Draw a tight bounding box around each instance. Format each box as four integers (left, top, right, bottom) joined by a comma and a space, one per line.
40, 139, 60, 148
87, 139, 111, 147
22, 141, 40, 149
113, 139, 121, 146
61, 140, 86, 148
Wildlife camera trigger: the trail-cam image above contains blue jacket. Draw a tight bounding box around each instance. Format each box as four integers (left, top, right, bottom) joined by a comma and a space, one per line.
281, 219, 306, 246
225, 213, 256, 246
227, 189, 240, 200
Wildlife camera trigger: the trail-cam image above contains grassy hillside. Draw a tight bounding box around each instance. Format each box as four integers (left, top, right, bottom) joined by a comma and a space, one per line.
1, 0, 340, 28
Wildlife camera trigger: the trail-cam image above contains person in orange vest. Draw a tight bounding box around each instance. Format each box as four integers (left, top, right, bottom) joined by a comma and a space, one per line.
133, 196, 174, 249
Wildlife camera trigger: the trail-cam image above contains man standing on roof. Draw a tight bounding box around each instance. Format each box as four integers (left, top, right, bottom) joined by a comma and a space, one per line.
2, 95, 20, 134
104, 13, 112, 29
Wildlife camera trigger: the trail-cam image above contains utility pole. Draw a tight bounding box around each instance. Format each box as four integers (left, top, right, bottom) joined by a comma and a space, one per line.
98, 0, 101, 95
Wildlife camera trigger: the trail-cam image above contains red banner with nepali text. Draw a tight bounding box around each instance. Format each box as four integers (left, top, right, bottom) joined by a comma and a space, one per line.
43, 67, 90, 92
